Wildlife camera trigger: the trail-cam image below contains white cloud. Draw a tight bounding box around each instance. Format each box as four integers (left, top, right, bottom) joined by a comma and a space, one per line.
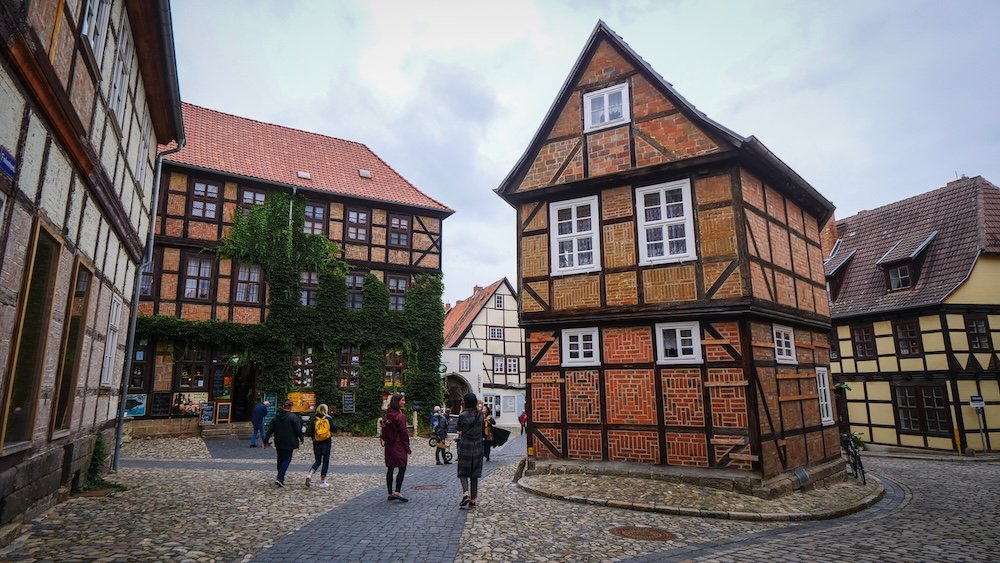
171, 0, 1000, 304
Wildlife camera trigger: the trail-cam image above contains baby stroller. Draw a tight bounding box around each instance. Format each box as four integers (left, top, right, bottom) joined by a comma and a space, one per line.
428, 417, 454, 463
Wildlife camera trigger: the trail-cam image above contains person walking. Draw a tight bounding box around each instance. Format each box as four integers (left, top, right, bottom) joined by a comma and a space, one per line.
432, 406, 451, 465
264, 400, 303, 487
250, 399, 269, 447
481, 403, 495, 462
456, 393, 484, 509
305, 403, 333, 488
381, 393, 410, 502
518, 410, 527, 435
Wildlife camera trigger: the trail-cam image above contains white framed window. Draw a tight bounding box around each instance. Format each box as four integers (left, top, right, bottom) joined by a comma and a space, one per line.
636, 179, 696, 265
100, 295, 123, 385
562, 327, 599, 367
493, 356, 505, 374
459, 354, 471, 372
489, 326, 504, 340
483, 394, 500, 417
773, 324, 797, 365
135, 110, 152, 188
583, 82, 630, 132
506, 356, 519, 374
494, 294, 504, 309
81, 0, 112, 65
655, 322, 702, 364
108, 17, 134, 126
816, 367, 834, 425
550, 195, 600, 276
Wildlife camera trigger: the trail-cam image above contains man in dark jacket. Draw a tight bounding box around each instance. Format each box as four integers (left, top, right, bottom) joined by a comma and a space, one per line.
250, 400, 269, 447
264, 400, 303, 487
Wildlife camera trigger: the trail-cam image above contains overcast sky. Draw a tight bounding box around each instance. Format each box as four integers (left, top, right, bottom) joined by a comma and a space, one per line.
170, 0, 1000, 306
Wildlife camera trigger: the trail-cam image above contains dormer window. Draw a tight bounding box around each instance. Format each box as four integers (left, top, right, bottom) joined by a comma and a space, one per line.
583, 83, 630, 132
888, 264, 911, 290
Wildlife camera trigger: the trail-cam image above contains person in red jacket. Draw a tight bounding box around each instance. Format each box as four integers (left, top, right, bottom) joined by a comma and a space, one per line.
381, 393, 410, 502
519, 410, 528, 435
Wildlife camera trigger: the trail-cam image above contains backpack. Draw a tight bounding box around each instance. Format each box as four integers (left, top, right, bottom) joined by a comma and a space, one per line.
314, 416, 331, 441
379, 413, 394, 446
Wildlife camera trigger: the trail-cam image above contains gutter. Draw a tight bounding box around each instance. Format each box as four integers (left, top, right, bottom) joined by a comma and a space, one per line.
113, 136, 185, 470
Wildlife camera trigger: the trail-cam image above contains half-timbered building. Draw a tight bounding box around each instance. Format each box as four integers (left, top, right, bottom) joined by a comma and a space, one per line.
131, 102, 451, 435
442, 278, 526, 425
496, 22, 841, 495
0, 0, 182, 528
829, 176, 1000, 453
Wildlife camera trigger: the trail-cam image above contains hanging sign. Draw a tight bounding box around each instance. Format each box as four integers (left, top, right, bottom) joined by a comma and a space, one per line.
0, 147, 15, 178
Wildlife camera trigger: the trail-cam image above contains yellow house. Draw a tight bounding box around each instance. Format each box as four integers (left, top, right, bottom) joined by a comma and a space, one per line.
828, 176, 1000, 453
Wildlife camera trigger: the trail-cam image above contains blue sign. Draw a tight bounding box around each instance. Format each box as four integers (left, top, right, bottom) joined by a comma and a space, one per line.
0, 147, 14, 178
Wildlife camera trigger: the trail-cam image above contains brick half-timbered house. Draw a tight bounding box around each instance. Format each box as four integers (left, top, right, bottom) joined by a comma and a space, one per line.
496, 21, 840, 495
0, 0, 182, 529
131, 103, 451, 435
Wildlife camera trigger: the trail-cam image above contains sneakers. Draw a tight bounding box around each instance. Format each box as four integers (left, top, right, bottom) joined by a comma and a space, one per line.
468, 499, 477, 510
305, 475, 312, 487
275, 479, 284, 487
459, 494, 471, 509
319, 482, 329, 489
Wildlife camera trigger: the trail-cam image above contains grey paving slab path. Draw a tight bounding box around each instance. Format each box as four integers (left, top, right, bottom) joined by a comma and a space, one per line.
251, 434, 526, 563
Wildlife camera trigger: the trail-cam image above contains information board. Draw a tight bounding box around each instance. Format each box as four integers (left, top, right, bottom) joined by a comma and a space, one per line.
342, 393, 355, 414
263, 393, 277, 430
216, 402, 232, 423
150, 392, 172, 417
200, 402, 215, 425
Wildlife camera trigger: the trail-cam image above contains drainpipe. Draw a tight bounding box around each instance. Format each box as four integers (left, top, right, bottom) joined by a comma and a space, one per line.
113, 137, 185, 470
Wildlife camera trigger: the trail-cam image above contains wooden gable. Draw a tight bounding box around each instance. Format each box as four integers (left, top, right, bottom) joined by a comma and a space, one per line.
512, 31, 730, 195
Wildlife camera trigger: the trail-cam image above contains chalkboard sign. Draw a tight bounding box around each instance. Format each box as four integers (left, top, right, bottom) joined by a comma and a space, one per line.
217, 402, 232, 423
264, 393, 277, 430
200, 402, 215, 425
212, 367, 225, 397
151, 392, 172, 417
342, 393, 355, 414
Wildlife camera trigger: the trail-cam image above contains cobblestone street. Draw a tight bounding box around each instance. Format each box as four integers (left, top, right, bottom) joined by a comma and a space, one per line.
1, 433, 997, 562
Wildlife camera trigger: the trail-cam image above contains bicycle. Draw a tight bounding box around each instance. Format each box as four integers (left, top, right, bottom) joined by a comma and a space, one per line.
840, 432, 866, 485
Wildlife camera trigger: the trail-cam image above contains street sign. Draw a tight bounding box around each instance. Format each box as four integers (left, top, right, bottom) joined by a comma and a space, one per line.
0, 146, 15, 178
970, 395, 985, 408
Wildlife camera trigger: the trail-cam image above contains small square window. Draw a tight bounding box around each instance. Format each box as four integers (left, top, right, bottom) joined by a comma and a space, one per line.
304, 203, 326, 235
459, 354, 471, 372
506, 356, 519, 374
888, 264, 911, 290
966, 316, 990, 351
562, 328, 599, 367
851, 325, 876, 359
894, 319, 922, 357
346, 208, 370, 242
388, 215, 410, 247
489, 326, 504, 340
494, 294, 504, 309
583, 83, 630, 132
387, 275, 408, 311
773, 325, 797, 364
493, 356, 505, 373
300, 271, 318, 306
655, 322, 702, 364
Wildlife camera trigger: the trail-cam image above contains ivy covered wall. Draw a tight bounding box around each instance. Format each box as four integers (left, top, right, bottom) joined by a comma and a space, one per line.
137, 192, 445, 431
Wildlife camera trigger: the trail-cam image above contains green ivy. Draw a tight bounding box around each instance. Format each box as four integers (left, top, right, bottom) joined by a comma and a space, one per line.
138, 193, 445, 432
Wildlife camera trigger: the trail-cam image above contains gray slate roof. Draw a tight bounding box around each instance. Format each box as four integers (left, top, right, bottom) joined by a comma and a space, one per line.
829, 176, 1000, 319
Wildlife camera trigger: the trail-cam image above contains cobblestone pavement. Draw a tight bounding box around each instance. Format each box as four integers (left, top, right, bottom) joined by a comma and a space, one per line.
2, 433, 997, 562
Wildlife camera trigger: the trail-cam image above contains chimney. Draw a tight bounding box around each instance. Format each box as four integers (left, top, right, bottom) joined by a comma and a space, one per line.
473, 285, 483, 294
443, 302, 452, 314
820, 213, 838, 258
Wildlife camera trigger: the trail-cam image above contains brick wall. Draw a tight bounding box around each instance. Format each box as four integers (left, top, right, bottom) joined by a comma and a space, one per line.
667, 432, 708, 466
530, 380, 562, 423
605, 369, 656, 425
608, 430, 659, 463
602, 327, 653, 364
567, 428, 603, 460
662, 368, 704, 426
587, 125, 631, 177
643, 264, 696, 302
552, 275, 600, 310
566, 370, 601, 424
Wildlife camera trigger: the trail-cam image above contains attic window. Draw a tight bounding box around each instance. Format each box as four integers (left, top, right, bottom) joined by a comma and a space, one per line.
358, 169, 373, 179
584, 83, 630, 132
888, 264, 911, 290
297, 171, 312, 180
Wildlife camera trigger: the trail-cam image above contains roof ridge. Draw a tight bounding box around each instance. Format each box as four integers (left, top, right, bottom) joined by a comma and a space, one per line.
181, 102, 367, 149
839, 177, 983, 224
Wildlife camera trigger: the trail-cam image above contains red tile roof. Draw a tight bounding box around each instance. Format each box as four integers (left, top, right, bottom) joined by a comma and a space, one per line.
829, 176, 1000, 319
162, 103, 452, 214
443, 279, 508, 348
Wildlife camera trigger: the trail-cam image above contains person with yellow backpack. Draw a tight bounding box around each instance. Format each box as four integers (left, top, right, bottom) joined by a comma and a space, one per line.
305, 403, 334, 488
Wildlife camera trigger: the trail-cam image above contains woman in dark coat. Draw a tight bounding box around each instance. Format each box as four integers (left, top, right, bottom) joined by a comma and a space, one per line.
456, 392, 484, 509
381, 393, 410, 502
